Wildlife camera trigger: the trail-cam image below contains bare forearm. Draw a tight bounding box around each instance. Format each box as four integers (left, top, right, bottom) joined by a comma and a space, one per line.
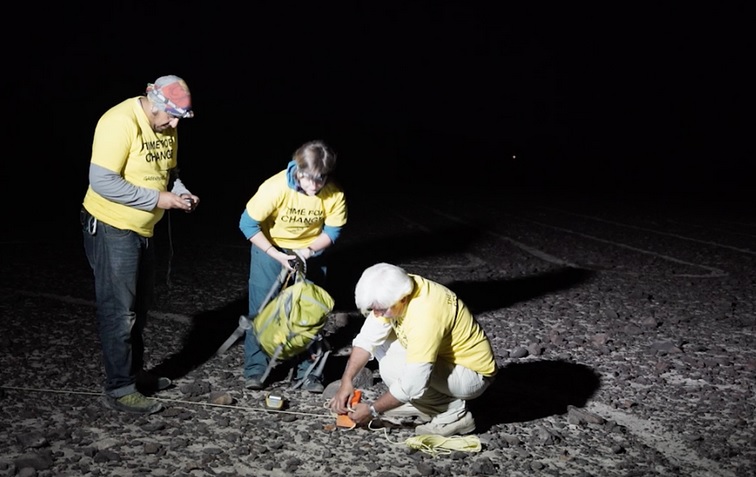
371, 392, 402, 414
341, 346, 370, 382
249, 231, 274, 252
306, 233, 332, 254
329, 346, 371, 415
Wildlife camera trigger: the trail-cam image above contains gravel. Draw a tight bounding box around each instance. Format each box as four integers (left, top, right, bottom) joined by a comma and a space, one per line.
1, 189, 754, 476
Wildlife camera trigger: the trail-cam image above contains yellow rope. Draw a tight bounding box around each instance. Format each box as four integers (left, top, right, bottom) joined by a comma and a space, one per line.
364, 416, 482, 456
404, 434, 482, 457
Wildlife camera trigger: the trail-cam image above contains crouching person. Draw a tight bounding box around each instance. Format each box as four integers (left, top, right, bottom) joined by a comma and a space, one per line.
329, 263, 497, 436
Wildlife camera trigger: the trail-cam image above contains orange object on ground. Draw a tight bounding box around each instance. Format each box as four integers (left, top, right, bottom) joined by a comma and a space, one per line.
350, 390, 363, 407
336, 414, 357, 428
335, 390, 363, 428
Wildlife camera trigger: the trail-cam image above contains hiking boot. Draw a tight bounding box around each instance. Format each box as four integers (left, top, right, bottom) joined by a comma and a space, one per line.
102, 391, 162, 415
245, 376, 265, 390
415, 411, 476, 437
136, 371, 172, 395
298, 375, 324, 393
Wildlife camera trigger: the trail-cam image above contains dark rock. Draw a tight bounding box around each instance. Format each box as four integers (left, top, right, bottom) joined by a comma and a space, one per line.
650, 341, 682, 354
416, 462, 434, 475
141, 421, 166, 432
527, 342, 544, 356
567, 405, 606, 425
143, 442, 161, 454
13, 451, 53, 471
16, 433, 47, 449
209, 391, 234, 405
530, 460, 546, 470
93, 449, 120, 463
470, 456, 496, 475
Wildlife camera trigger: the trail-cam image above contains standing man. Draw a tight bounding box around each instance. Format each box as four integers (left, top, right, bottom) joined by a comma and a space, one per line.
81, 75, 199, 414
329, 263, 497, 436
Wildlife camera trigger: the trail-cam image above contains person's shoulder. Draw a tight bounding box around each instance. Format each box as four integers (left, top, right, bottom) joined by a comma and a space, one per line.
267, 169, 289, 184
256, 169, 289, 193
98, 98, 139, 124
95, 98, 140, 135
413, 275, 448, 296
101, 97, 138, 115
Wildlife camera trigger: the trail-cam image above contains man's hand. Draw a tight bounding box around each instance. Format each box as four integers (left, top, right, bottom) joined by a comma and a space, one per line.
157, 192, 199, 212
347, 402, 373, 427
329, 382, 356, 415
180, 193, 200, 213
266, 249, 298, 270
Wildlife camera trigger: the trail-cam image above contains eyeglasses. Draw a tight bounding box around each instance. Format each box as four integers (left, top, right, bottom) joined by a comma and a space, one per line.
365, 307, 388, 317
297, 172, 328, 184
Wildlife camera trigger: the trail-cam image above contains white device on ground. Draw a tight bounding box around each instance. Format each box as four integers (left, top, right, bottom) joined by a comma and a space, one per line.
265, 393, 284, 410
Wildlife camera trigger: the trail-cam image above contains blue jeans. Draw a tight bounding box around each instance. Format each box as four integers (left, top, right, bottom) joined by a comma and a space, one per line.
243, 244, 327, 380
81, 209, 154, 398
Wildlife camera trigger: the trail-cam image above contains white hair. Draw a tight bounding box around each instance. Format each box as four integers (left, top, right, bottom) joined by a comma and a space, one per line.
354, 263, 414, 315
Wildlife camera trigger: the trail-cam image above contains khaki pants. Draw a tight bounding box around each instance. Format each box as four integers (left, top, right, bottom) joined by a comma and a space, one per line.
376, 338, 493, 424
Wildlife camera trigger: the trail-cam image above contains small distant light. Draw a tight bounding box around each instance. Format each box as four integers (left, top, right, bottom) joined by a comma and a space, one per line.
512, 155, 516, 159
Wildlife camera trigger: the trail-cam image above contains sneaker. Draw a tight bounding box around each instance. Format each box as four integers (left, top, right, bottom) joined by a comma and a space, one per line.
102, 391, 162, 415
382, 403, 431, 423
298, 375, 324, 394
136, 371, 172, 395
415, 411, 476, 437
245, 376, 265, 390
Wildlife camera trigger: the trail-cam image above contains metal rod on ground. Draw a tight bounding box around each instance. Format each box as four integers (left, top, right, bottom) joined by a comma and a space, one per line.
214, 266, 289, 355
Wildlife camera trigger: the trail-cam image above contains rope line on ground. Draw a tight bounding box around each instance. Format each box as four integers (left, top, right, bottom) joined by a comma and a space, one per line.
2, 386, 482, 455
0, 386, 327, 418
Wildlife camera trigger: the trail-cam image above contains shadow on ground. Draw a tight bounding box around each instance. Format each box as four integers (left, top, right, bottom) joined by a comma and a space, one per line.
326, 223, 483, 308
470, 360, 601, 432
147, 215, 596, 396
148, 297, 367, 384
448, 267, 596, 314
149, 298, 248, 380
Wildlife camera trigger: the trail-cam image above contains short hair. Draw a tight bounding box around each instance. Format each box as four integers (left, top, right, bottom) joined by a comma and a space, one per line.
293, 140, 336, 178
354, 263, 414, 316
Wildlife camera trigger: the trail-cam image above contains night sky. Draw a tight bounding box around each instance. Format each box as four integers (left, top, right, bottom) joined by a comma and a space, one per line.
3, 2, 749, 236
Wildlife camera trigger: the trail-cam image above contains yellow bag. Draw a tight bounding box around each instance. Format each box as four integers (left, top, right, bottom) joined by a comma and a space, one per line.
253, 271, 334, 360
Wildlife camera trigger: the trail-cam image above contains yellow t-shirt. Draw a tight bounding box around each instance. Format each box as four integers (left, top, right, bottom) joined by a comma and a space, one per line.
82, 97, 178, 237
245, 169, 347, 249
387, 275, 497, 377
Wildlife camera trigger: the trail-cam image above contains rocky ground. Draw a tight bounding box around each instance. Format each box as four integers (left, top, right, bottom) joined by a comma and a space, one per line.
1, 188, 754, 476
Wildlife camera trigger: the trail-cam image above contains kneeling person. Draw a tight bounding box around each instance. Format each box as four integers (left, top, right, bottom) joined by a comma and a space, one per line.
329, 263, 497, 436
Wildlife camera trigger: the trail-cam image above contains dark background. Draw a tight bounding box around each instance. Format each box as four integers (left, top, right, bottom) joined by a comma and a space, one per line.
3, 2, 750, 239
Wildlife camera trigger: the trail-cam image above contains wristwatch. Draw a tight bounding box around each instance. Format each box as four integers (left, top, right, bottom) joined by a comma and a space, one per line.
369, 404, 381, 418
